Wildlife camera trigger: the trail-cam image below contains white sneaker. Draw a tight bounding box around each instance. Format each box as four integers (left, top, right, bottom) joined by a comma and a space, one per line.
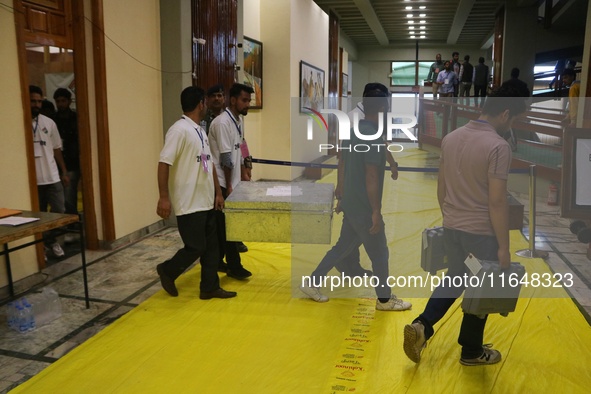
376, 295, 411, 311
51, 242, 65, 257
299, 285, 329, 303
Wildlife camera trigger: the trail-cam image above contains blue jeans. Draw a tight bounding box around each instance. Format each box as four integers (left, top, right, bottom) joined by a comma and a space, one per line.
311, 212, 391, 299
416, 228, 499, 358
38, 182, 65, 245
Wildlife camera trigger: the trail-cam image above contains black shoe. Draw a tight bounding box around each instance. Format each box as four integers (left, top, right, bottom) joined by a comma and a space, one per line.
200, 288, 237, 300
218, 261, 228, 273
227, 267, 252, 280
237, 242, 248, 253
156, 264, 178, 297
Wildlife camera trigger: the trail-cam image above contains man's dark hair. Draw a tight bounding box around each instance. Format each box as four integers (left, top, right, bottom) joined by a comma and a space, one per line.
464, 55, 470, 61
180, 86, 205, 112
362, 90, 389, 116
362, 82, 389, 97
510, 67, 520, 79
53, 88, 72, 100
562, 68, 576, 78
207, 84, 224, 96
478, 57, 485, 64
482, 85, 527, 117
41, 99, 55, 116
29, 85, 43, 96
452, 51, 459, 57
229, 83, 254, 99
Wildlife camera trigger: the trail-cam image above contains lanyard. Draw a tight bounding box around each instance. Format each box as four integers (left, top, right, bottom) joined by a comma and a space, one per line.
182, 117, 204, 149
33, 117, 39, 135
474, 119, 489, 125
225, 109, 242, 138
356, 103, 365, 114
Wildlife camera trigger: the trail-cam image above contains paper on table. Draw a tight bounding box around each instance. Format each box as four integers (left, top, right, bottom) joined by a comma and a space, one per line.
266, 186, 303, 197
0, 216, 40, 226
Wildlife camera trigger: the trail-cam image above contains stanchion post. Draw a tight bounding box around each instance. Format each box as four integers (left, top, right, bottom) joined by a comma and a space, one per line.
516, 165, 549, 258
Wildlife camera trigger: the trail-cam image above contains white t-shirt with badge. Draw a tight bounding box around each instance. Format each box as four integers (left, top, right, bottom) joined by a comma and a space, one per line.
32, 114, 62, 185
159, 115, 214, 215
209, 109, 243, 190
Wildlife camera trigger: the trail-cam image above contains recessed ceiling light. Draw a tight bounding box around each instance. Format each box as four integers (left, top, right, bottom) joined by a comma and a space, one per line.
419, 6, 426, 10
420, 20, 426, 24
407, 14, 413, 18
419, 13, 426, 17
408, 21, 414, 24
406, 6, 412, 10
410, 35, 416, 39
420, 35, 426, 38
409, 26, 415, 30
420, 26, 425, 30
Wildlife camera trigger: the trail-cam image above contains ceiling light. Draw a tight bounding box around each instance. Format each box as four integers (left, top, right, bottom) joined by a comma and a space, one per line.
407, 14, 413, 18
419, 13, 426, 17
420, 26, 425, 30
408, 21, 414, 24
419, 6, 426, 10
420, 35, 425, 38
410, 35, 416, 39
409, 26, 415, 30
420, 20, 426, 24
405, 6, 412, 10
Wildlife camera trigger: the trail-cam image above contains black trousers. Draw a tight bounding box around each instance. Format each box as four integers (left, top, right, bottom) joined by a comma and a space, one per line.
216, 186, 242, 270
416, 228, 499, 358
160, 210, 220, 292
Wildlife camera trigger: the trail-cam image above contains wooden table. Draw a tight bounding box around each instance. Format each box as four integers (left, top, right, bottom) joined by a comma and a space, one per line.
0, 211, 90, 308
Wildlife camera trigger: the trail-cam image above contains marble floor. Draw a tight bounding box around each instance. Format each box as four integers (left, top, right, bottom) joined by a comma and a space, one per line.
0, 192, 590, 393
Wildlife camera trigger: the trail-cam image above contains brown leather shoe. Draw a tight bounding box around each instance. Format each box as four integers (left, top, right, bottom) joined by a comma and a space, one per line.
157, 264, 178, 297
199, 288, 237, 300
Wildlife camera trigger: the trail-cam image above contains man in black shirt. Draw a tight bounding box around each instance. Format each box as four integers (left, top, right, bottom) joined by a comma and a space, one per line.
52, 88, 80, 216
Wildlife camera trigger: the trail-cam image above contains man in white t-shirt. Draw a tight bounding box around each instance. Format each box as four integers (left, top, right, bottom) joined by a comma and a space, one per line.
156, 86, 236, 300
209, 83, 254, 280
30, 85, 69, 258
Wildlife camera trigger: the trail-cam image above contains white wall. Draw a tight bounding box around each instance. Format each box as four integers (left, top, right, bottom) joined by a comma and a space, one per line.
242, 0, 264, 181
290, 0, 329, 178
0, 0, 38, 285
103, 0, 163, 238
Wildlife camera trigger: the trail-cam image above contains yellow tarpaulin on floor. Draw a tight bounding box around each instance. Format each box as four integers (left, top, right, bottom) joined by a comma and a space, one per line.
13, 147, 591, 393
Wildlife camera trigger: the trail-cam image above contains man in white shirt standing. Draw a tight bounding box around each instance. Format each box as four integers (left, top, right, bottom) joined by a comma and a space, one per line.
209, 83, 254, 280
30, 85, 69, 258
156, 86, 236, 300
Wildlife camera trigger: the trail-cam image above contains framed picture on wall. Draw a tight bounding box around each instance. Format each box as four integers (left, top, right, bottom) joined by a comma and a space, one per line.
243, 36, 263, 109
341, 73, 348, 97
561, 127, 591, 219
299, 61, 325, 113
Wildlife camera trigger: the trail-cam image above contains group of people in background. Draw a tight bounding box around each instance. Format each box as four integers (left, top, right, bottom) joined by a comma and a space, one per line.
427, 52, 490, 106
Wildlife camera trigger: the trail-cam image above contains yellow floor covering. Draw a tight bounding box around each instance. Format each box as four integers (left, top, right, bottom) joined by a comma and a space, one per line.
13, 147, 591, 393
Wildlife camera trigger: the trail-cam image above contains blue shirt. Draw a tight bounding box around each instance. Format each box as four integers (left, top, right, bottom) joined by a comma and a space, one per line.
437, 70, 458, 93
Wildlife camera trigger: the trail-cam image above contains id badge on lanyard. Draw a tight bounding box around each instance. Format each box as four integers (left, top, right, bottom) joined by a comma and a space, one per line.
201, 153, 209, 173
33, 119, 42, 157
240, 139, 250, 158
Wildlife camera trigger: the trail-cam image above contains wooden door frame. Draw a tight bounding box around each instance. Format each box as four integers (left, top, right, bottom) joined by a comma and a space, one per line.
13, 0, 100, 260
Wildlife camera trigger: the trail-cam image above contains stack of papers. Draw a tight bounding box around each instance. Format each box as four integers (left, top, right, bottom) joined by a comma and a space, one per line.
0, 216, 39, 226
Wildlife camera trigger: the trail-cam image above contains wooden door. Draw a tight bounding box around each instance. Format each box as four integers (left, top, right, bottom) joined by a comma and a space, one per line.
191, 0, 238, 91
